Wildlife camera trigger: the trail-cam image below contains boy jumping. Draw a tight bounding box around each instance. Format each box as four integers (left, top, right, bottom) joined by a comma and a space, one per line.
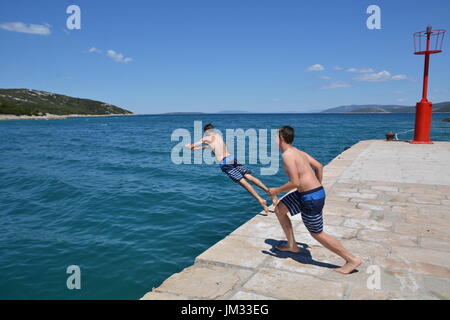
268, 126, 362, 274
186, 123, 277, 213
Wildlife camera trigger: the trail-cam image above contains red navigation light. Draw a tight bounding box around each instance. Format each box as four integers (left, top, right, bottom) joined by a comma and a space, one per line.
411, 26, 446, 144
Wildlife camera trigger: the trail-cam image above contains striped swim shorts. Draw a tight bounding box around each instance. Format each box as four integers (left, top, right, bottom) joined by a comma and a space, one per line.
219, 156, 252, 183
280, 186, 326, 234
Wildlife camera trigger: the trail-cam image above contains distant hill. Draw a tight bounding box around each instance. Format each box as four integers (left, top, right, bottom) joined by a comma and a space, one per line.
218, 110, 249, 114
161, 112, 206, 115
321, 101, 450, 113
0, 89, 133, 116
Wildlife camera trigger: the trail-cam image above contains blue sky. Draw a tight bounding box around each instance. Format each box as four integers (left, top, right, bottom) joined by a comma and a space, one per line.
0, 0, 449, 113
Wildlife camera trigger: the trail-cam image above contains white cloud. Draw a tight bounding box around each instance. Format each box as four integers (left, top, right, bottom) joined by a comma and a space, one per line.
347, 67, 375, 73
332, 66, 343, 70
85, 47, 133, 64
391, 74, 407, 80
107, 50, 133, 64
397, 98, 408, 102
88, 47, 102, 54
306, 64, 324, 72
320, 75, 332, 80
353, 70, 408, 82
321, 81, 351, 89
0, 22, 51, 35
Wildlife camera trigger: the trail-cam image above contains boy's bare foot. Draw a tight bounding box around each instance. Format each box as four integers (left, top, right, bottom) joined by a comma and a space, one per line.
275, 244, 301, 253
334, 257, 363, 274
259, 199, 269, 213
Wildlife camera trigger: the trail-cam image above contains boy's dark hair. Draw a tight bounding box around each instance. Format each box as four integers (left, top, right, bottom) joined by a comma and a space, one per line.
203, 123, 214, 132
279, 126, 295, 144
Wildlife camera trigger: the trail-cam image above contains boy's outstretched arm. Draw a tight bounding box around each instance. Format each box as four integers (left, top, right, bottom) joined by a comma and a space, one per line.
268, 153, 300, 196
185, 138, 208, 151
305, 153, 323, 183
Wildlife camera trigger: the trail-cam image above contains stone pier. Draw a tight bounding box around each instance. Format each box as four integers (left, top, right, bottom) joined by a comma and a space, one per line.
142, 140, 450, 300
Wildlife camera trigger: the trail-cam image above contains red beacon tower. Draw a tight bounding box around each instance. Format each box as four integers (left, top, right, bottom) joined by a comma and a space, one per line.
411, 25, 446, 144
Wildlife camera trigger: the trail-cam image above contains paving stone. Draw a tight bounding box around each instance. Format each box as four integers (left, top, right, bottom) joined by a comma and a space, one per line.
324, 214, 344, 226
335, 192, 378, 199
386, 194, 412, 203
408, 196, 442, 205
374, 257, 450, 279
395, 223, 450, 240
349, 197, 390, 204
417, 204, 449, 218
231, 215, 290, 240
324, 199, 357, 209
406, 215, 450, 228
356, 202, 389, 211
342, 218, 393, 232
243, 268, 347, 300
422, 276, 450, 299
348, 286, 405, 300
332, 183, 360, 190
371, 185, 399, 192
362, 181, 398, 187
380, 269, 424, 296
153, 264, 253, 299
324, 206, 371, 219
420, 237, 450, 252
358, 229, 417, 247
322, 225, 359, 239
326, 195, 353, 202
195, 235, 272, 269
229, 291, 277, 300
391, 205, 419, 214
357, 188, 383, 194
327, 160, 354, 168
391, 246, 450, 268
399, 185, 441, 194
331, 187, 363, 194
325, 266, 423, 296
338, 179, 364, 185
339, 239, 389, 259
140, 291, 189, 300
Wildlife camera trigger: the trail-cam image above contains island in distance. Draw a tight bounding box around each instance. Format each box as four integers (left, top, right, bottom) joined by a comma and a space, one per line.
161, 104, 450, 115
0, 88, 133, 120
321, 102, 450, 113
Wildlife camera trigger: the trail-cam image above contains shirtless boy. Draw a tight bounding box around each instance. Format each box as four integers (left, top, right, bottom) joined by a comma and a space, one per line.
268, 126, 362, 274
186, 123, 277, 213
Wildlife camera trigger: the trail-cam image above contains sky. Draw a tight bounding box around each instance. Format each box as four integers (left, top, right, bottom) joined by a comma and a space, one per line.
0, 0, 449, 114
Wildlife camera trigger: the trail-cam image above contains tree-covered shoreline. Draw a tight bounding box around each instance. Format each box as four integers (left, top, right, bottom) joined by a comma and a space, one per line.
0, 89, 133, 116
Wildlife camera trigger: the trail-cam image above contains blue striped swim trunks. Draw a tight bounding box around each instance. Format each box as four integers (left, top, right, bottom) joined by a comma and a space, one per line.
219, 156, 252, 183
280, 186, 326, 234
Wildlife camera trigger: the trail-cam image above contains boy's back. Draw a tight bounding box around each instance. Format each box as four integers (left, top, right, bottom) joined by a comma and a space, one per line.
203, 132, 231, 163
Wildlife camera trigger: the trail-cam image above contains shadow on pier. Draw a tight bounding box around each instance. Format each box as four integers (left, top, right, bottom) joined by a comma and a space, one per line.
262, 238, 349, 271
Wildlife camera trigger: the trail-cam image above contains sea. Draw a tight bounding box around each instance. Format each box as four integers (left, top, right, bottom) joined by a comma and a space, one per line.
0, 113, 449, 299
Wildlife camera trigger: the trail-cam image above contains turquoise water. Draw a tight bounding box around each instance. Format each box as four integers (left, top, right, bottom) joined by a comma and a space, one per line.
0, 113, 449, 299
